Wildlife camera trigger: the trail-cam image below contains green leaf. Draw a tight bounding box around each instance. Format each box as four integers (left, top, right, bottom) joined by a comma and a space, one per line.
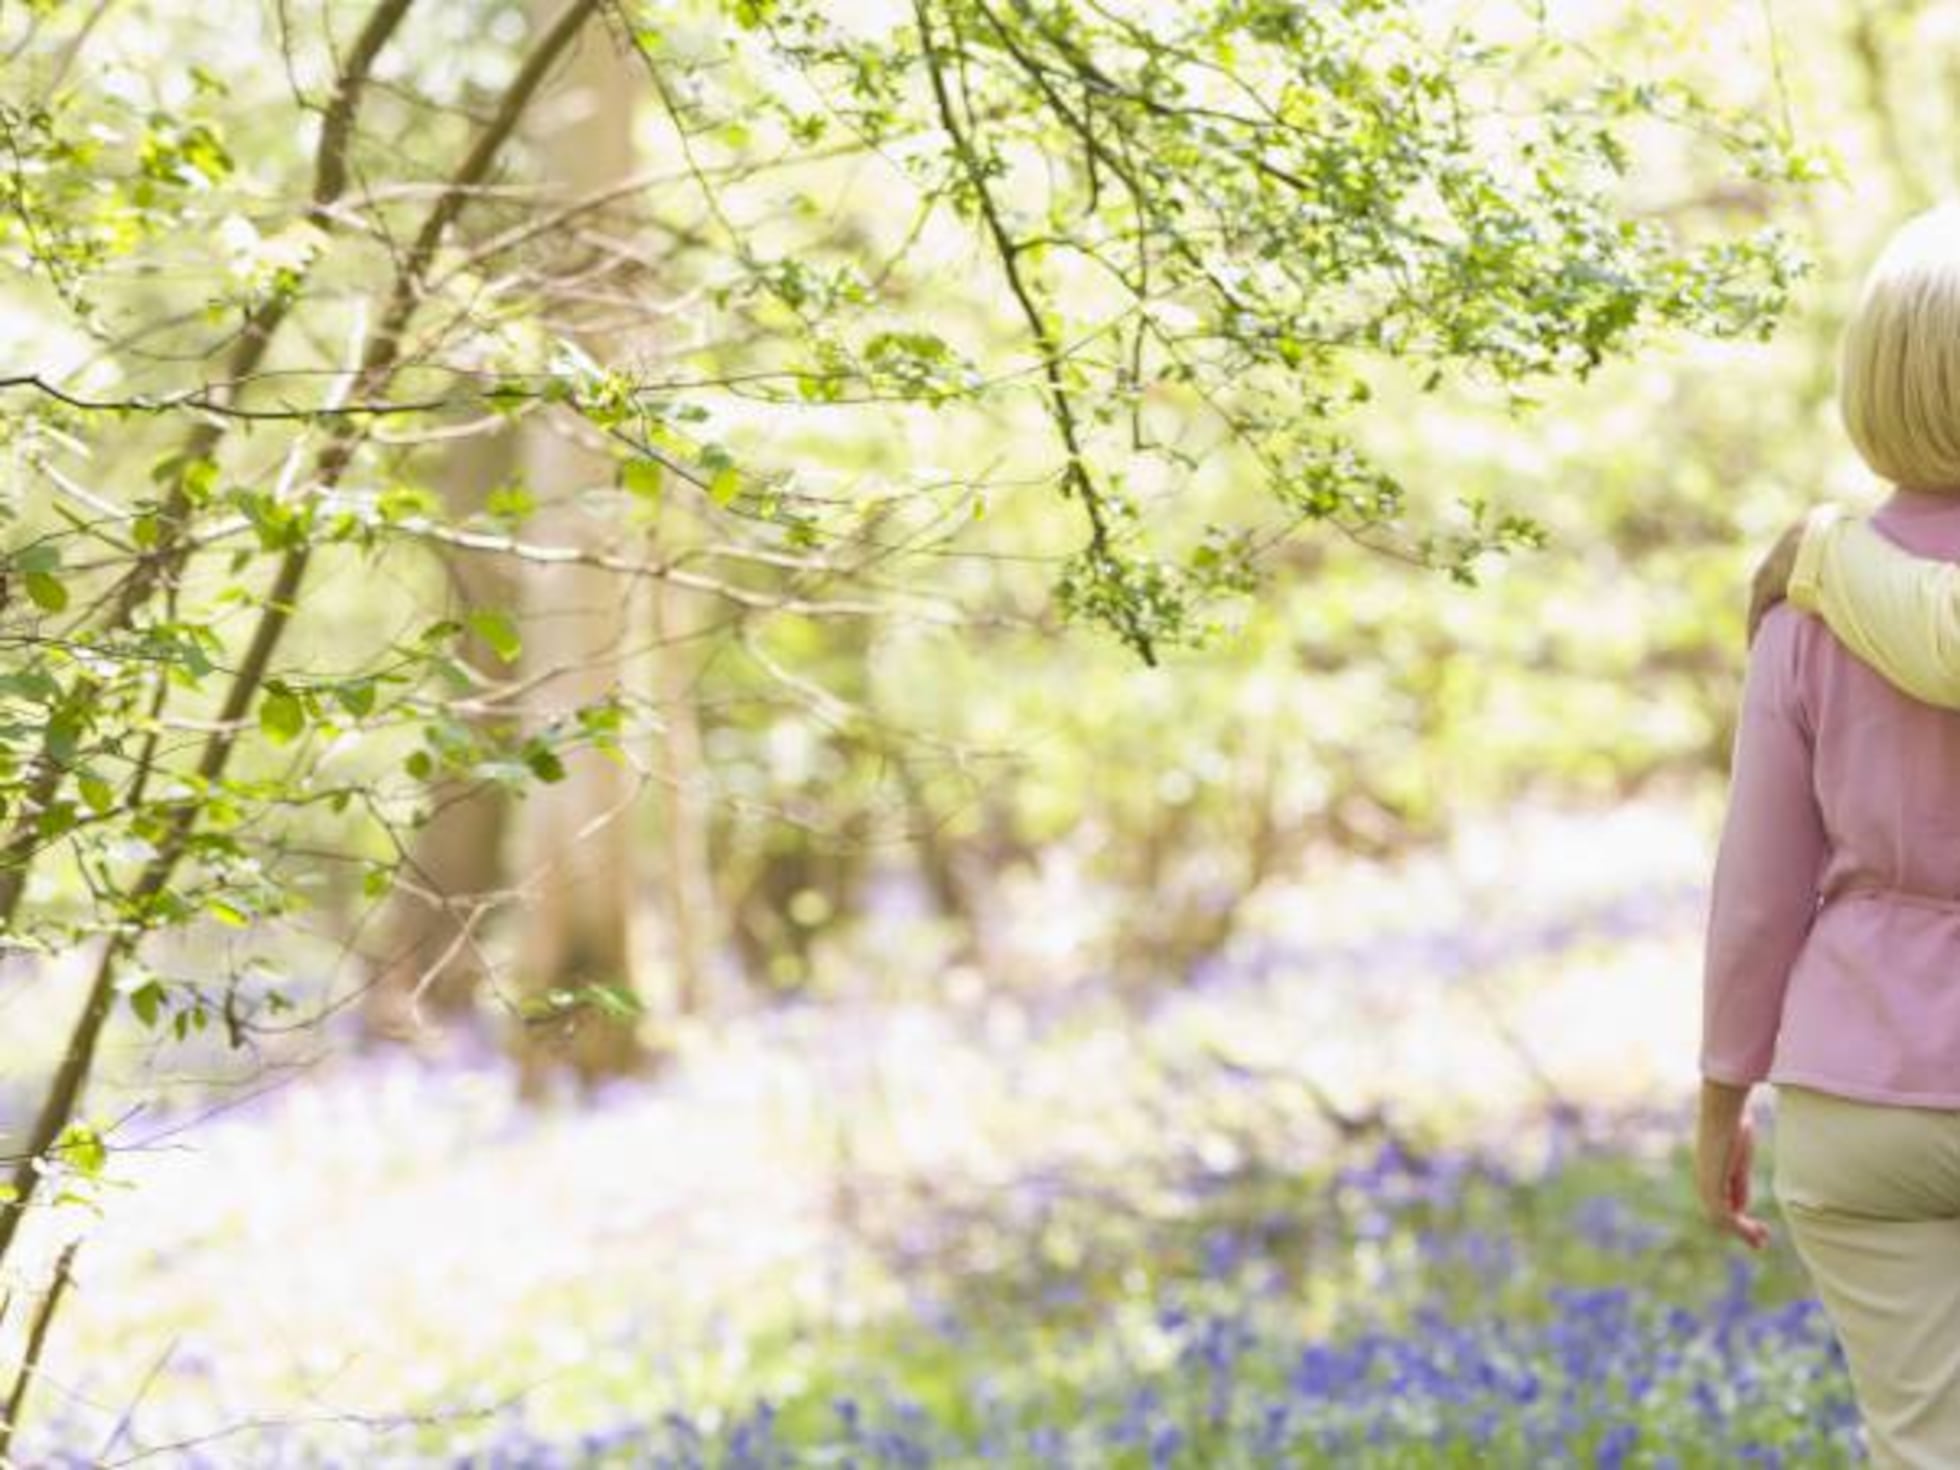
376, 484, 440, 524
56, 1121, 106, 1179
708, 464, 740, 506
127, 978, 166, 1028
483, 381, 531, 415
334, 679, 377, 718
77, 773, 115, 814
24, 571, 68, 612
585, 980, 644, 1018
576, 701, 624, 736
523, 743, 566, 784
46, 710, 82, 764
467, 608, 523, 664
259, 687, 304, 744
622, 458, 663, 503
486, 484, 536, 522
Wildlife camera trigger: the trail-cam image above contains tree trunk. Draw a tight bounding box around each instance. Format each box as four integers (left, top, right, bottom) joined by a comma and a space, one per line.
651, 566, 722, 1017
510, 5, 649, 1096
362, 424, 519, 1043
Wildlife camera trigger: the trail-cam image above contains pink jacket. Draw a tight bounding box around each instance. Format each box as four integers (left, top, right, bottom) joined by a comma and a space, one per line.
1703, 488, 1960, 1106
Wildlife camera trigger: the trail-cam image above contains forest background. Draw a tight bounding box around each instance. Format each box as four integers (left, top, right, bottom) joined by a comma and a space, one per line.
0, 0, 1937, 1463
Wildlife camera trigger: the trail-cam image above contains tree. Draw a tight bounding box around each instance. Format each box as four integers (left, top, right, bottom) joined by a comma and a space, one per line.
361, 422, 521, 1040
505, 1, 653, 1092
0, 0, 613, 1271
0, 0, 1810, 1287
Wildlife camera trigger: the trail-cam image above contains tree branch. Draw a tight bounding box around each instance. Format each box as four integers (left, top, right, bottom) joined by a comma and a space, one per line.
0, 0, 418, 931
0, 0, 607, 1279
911, 0, 1154, 663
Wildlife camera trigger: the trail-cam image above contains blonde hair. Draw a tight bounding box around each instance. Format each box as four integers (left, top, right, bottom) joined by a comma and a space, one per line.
1840, 203, 1960, 492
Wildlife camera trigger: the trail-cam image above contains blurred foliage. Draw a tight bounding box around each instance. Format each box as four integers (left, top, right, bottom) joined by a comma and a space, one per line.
0, 0, 1818, 1031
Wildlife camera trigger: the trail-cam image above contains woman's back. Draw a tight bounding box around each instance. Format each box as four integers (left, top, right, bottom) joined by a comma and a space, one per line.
1707, 487, 1960, 1105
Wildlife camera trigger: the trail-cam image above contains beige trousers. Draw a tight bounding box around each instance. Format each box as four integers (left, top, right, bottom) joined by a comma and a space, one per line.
1773, 1082, 1960, 1469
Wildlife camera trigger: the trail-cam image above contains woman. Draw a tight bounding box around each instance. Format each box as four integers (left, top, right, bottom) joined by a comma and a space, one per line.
1701, 201, 1960, 1469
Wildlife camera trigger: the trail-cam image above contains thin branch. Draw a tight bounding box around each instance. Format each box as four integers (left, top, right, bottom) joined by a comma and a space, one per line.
911, 0, 1153, 661
394, 521, 937, 620
0, 1239, 81, 1465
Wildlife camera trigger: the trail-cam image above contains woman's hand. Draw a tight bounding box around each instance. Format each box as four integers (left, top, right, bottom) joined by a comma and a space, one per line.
1695, 1082, 1771, 1251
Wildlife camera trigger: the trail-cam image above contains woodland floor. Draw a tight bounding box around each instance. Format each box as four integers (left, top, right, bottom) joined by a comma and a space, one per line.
5, 795, 1860, 1466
